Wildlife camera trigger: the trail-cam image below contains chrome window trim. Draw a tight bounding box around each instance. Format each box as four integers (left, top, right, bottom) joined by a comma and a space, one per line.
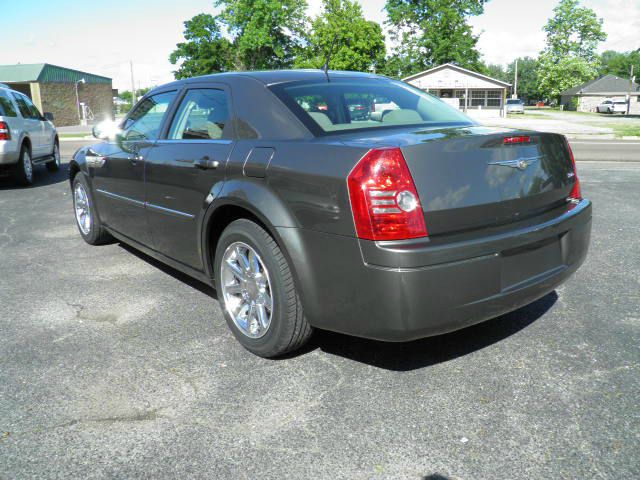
154, 139, 233, 145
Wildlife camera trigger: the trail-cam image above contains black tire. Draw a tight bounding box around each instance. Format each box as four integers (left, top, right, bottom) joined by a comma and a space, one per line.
14, 144, 34, 186
46, 141, 61, 172
72, 174, 113, 245
214, 219, 312, 358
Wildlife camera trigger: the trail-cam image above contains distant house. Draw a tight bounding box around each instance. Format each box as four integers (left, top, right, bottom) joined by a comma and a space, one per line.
0, 63, 113, 126
403, 63, 511, 115
560, 74, 640, 114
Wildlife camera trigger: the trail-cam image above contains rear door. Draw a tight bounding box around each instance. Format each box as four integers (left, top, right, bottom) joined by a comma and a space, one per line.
91, 90, 177, 246
12, 93, 44, 157
145, 85, 234, 269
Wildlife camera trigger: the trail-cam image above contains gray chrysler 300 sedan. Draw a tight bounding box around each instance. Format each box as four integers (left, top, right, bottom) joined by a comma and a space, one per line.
70, 70, 591, 357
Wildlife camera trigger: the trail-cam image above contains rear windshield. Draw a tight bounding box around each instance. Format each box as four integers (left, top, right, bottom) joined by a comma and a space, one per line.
269, 78, 472, 135
507, 99, 523, 104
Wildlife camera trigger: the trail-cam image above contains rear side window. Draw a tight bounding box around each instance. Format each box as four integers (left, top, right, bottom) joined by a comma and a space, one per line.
270, 79, 471, 135
12, 93, 35, 118
122, 91, 176, 141
168, 89, 230, 140
0, 93, 17, 117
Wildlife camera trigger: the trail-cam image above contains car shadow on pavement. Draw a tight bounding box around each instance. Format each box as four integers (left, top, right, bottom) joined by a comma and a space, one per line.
311, 291, 558, 371
118, 242, 218, 299
0, 164, 68, 190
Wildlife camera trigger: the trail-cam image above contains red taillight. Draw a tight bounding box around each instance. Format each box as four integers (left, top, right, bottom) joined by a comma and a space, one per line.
348, 147, 427, 241
0, 121, 10, 141
566, 141, 581, 200
503, 135, 530, 144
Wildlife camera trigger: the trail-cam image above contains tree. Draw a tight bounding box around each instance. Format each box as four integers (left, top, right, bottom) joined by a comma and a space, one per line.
537, 0, 606, 100
169, 14, 234, 79
295, 0, 385, 72
483, 63, 509, 83
384, 0, 488, 78
599, 49, 640, 78
216, 0, 308, 70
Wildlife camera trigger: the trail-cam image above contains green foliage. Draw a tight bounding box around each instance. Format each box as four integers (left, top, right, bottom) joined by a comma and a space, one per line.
294, 0, 386, 72
538, 0, 606, 100
538, 54, 599, 99
483, 63, 509, 82
543, 0, 606, 62
599, 50, 640, 78
384, 0, 488, 78
169, 1, 308, 78
169, 14, 234, 78
215, 0, 308, 70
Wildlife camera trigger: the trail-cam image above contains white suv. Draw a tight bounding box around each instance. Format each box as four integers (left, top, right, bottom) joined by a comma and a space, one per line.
0, 83, 60, 185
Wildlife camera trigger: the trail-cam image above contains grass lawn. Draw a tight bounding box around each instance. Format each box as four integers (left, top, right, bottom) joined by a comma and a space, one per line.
609, 124, 640, 137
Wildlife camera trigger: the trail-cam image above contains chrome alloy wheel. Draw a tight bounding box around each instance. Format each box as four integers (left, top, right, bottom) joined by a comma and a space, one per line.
220, 242, 273, 339
23, 150, 33, 181
74, 182, 92, 235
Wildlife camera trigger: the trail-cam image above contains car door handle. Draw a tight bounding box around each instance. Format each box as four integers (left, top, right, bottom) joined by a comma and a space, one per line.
194, 157, 220, 170
129, 154, 143, 165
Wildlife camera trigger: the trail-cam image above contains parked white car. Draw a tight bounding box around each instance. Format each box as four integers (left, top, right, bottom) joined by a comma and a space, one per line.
506, 98, 525, 114
0, 83, 60, 185
596, 99, 627, 114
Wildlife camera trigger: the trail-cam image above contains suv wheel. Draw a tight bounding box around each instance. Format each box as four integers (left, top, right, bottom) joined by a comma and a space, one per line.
72, 174, 112, 245
46, 142, 61, 172
215, 219, 313, 357
14, 144, 34, 186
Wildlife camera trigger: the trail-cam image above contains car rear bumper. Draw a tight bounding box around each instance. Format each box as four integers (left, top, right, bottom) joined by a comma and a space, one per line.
0, 146, 19, 165
279, 199, 591, 341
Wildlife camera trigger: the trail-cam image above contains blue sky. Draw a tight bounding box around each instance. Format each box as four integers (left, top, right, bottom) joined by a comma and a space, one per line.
2, 0, 638, 90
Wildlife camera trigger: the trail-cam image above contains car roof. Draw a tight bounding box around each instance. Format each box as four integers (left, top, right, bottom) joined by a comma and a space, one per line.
152, 69, 383, 92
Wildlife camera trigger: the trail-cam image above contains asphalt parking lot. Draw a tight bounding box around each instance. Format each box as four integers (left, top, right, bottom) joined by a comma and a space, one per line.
1, 140, 638, 479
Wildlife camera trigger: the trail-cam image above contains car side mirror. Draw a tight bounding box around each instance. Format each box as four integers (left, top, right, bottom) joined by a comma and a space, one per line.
44, 112, 54, 121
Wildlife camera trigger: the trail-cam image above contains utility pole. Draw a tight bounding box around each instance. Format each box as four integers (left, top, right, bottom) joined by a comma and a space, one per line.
513, 58, 518, 99
627, 64, 634, 116
130, 60, 136, 106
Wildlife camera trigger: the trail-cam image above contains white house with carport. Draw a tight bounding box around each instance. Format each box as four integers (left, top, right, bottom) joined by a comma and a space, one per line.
403, 63, 511, 117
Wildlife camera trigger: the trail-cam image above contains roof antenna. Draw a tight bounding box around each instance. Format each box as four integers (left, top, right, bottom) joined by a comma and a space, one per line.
322, 34, 339, 81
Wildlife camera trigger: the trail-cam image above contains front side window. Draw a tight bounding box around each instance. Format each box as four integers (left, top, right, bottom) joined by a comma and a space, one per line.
122, 91, 176, 141
0, 92, 17, 117
270, 79, 471, 135
168, 89, 230, 140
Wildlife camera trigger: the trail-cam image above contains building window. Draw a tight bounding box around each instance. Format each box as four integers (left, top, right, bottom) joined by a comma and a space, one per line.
487, 90, 501, 107
455, 90, 466, 108
471, 90, 485, 107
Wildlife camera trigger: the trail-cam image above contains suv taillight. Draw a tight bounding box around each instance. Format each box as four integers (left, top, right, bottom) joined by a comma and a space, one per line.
0, 121, 10, 141
348, 147, 427, 241
566, 140, 581, 201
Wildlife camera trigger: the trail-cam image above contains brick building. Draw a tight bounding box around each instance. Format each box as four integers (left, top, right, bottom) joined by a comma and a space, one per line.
0, 63, 113, 126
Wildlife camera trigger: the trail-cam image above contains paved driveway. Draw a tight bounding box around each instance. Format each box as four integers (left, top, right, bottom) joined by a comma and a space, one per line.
1, 142, 638, 479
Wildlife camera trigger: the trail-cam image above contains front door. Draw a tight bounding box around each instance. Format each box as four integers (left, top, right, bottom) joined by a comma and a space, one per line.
91, 90, 177, 246
145, 87, 234, 269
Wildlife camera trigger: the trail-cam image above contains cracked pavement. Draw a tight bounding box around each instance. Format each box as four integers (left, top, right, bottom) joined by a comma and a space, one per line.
0, 141, 638, 479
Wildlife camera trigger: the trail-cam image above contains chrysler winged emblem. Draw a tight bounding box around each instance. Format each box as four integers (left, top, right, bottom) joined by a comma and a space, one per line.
488, 155, 542, 170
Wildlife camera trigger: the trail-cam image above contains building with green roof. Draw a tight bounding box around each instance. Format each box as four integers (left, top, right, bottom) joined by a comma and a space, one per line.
0, 64, 113, 126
